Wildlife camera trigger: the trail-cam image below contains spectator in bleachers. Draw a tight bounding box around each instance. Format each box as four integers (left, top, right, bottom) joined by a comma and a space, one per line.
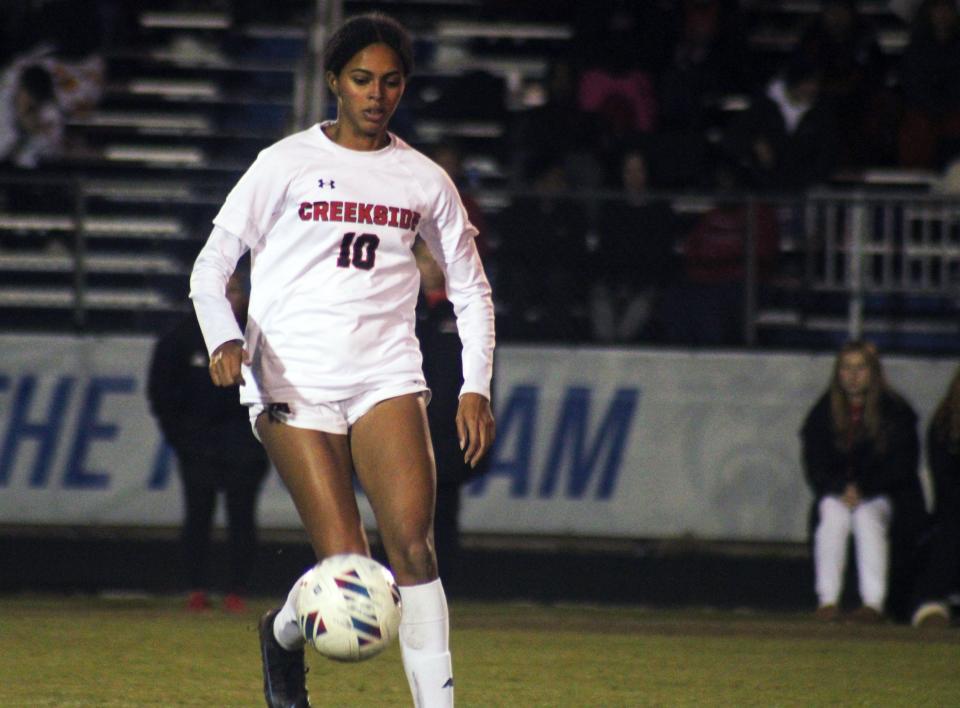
0, 63, 65, 168
897, 0, 960, 169
0, 0, 108, 119
659, 0, 750, 133
721, 54, 841, 191
588, 147, 678, 343
495, 157, 589, 342
0, 0, 108, 168
800, 340, 926, 623
513, 58, 602, 189
578, 75, 658, 189
577, 61, 657, 138
413, 237, 490, 590
33, 0, 106, 115
660, 159, 779, 347
569, 4, 662, 186
909, 365, 960, 628
796, 0, 894, 168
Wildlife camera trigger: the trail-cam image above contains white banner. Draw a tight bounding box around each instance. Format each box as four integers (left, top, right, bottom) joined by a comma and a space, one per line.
461, 347, 953, 541
0, 334, 300, 529
0, 335, 954, 541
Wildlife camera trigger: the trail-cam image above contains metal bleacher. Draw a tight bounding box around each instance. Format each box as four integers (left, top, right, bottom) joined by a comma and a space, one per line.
5, 1, 956, 353
743, 0, 911, 62
0, 4, 307, 332
0, 0, 576, 334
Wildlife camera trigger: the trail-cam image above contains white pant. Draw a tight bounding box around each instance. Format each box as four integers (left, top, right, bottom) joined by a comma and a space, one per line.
814, 494, 892, 610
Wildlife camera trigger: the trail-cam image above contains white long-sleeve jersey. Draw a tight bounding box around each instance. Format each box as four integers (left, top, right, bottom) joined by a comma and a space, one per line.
190, 123, 495, 404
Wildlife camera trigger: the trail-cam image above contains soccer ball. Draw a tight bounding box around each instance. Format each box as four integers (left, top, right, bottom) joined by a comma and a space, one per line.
296, 553, 402, 662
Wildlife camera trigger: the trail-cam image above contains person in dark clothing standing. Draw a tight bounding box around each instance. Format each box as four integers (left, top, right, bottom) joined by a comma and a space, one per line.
147, 271, 269, 613
800, 340, 926, 624
413, 237, 489, 590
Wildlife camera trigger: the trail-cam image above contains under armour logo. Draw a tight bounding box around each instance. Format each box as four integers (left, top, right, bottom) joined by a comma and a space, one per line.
318, 178, 336, 189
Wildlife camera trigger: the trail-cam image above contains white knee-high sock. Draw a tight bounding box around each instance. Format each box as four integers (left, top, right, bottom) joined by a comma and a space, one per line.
274, 570, 308, 651
399, 578, 454, 708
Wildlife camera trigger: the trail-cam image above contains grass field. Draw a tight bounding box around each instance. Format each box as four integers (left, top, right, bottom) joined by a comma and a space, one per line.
1, 594, 958, 707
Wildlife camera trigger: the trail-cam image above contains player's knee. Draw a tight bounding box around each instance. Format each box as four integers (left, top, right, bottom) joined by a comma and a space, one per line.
390, 537, 437, 584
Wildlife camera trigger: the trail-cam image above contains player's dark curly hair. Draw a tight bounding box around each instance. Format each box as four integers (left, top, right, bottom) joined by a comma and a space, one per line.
323, 13, 414, 77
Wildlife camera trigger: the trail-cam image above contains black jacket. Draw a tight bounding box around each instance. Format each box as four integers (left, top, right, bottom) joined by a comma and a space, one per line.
800, 391, 920, 500
926, 420, 960, 521
147, 315, 266, 467
722, 91, 841, 191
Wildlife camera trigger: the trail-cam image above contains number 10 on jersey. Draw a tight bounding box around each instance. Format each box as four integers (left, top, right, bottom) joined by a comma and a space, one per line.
336, 232, 381, 270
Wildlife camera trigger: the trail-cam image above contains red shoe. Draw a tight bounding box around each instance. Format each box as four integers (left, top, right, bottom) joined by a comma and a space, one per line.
223, 593, 247, 614
186, 590, 212, 612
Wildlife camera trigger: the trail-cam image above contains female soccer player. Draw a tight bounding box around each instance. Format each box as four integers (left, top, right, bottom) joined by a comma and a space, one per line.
189, 13, 495, 707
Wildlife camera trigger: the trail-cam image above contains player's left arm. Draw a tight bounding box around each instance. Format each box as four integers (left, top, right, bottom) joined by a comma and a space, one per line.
419, 174, 496, 464
440, 243, 496, 466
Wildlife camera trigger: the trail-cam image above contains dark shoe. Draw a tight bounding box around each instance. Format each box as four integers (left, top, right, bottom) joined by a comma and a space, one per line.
847, 605, 883, 624
259, 608, 310, 708
814, 604, 839, 622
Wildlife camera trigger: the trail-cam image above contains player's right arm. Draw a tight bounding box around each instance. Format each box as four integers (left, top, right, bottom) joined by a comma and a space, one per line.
190, 225, 248, 387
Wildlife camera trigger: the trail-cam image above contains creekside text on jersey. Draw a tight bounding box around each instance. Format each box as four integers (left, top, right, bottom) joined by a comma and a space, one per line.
298, 200, 422, 231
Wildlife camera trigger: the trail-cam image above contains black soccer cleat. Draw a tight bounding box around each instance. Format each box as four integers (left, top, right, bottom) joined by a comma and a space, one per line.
259, 608, 310, 708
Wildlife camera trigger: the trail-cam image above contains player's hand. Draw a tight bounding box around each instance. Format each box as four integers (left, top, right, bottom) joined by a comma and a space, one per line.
456, 392, 495, 468
842, 482, 861, 509
208, 339, 248, 387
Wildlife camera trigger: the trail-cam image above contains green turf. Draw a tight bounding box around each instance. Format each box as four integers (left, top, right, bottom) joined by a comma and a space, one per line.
0, 596, 957, 707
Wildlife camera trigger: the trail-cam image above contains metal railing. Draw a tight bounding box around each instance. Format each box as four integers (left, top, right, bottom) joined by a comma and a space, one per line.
2, 169, 959, 348
804, 190, 960, 342
0, 170, 231, 330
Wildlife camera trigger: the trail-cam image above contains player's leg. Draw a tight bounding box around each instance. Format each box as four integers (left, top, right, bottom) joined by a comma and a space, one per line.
254, 413, 365, 708
813, 495, 852, 617
258, 418, 367, 559
851, 495, 892, 615
351, 393, 454, 708
258, 414, 369, 643
351, 393, 436, 583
